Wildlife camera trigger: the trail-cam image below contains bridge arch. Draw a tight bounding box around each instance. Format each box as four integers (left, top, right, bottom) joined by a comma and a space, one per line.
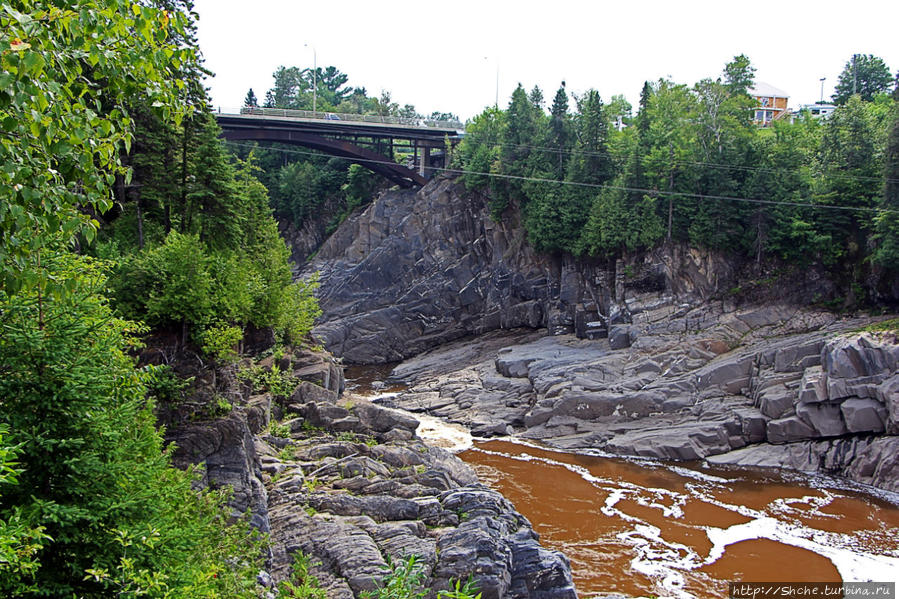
220, 128, 427, 188
215, 112, 462, 188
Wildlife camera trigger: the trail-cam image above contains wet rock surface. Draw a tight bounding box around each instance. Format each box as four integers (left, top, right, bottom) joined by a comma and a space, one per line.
166, 344, 577, 598
263, 397, 577, 599
376, 305, 899, 492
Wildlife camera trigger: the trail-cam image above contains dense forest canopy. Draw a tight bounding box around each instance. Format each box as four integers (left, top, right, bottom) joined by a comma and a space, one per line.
242, 55, 899, 304
449, 55, 899, 301
0, 1, 317, 595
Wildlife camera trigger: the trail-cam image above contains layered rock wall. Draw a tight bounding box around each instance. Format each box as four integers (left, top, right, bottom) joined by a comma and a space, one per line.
305, 177, 784, 364
164, 346, 577, 597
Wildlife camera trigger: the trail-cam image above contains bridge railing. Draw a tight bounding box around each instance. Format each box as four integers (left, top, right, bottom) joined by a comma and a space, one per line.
221, 106, 464, 131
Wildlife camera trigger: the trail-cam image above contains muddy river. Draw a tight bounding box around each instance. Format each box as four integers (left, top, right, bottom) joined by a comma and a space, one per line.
347, 367, 899, 598
460, 439, 899, 598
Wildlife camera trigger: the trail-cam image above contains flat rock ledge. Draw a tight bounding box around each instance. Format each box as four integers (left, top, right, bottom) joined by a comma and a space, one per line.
167, 345, 578, 598
261, 395, 578, 599
381, 303, 899, 493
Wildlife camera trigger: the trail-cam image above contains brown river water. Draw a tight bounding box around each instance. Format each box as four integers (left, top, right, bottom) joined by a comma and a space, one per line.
459, 439, 899, 598
346, 367, 899, 598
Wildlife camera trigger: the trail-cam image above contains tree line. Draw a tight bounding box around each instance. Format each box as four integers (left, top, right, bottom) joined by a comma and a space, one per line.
454, 55, 899, 299
0, 1, 319, 595
237, 66, 459, 235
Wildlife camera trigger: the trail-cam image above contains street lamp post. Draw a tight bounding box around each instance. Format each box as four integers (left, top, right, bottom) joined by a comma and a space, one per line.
305, 43, 317, 115
819, 77, 826, 103
484, 56, 499, 109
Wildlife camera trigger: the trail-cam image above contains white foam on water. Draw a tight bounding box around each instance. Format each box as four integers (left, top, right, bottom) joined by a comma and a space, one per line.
414, 413, 473, 452
618, 523, 702, 599
465, 438, 899, 595
702, 516, 899, 582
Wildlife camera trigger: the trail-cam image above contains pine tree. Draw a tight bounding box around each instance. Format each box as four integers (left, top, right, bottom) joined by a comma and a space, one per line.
873, 114, 899, 270
832, 54, 893, 104
244, 88, 258, 107
548, 82, 571, 180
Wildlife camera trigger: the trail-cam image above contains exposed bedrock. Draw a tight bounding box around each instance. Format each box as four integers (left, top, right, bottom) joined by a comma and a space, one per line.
297, 175, 898, 491
303, 176, 835, 364
165, 343, 577, 597
263, 394, 577, 599
378, 308, 899, 492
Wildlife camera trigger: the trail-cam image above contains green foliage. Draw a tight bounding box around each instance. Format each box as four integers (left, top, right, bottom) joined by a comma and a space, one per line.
109, 163, 322, 346
276, 442, 296, 459
364, 554, 427, 599
200, 323, 243, 364
239, 363, 297, 398
872, 113, 899, 270
0, 0, 200, 296
860, 317, 899, 333
0, 425, 51, 591
456, 107, 505, 197
341, 164, 379, 216
438, 576, 482, 599
278, 552, 326, 599
452, 54, 897, 297
833, 54, 894, 104
0, 3, 274, 596
0, 255, 262, 596
144, 365, 193, 404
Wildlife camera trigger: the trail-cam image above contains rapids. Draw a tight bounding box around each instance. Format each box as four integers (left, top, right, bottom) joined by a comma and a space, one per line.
346, 364, 899, 598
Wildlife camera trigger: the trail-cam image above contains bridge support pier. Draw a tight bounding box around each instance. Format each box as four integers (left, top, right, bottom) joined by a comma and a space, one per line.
419, 146, 430, 177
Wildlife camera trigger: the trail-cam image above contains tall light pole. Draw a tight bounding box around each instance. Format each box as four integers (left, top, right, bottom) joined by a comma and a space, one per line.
819, 77, 826, 103
484, 56, 499, 109
305, 43, 317, 114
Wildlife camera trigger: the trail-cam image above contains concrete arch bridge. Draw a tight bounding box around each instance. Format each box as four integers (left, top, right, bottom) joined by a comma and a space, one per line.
215, 107, 464, 188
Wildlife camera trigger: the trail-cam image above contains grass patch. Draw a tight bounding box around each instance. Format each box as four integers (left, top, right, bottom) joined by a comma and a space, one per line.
859, 317, 899, 334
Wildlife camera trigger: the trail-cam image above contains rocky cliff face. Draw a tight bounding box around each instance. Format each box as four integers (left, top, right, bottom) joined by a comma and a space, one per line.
297, 175, 898, 492
304, 175, 836, 364
162, 344, 577, 598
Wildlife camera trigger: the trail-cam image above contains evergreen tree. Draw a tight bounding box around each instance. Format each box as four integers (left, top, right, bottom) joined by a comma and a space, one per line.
832, 54, 893, 104
244, 88, 258, 107
872, 113, 899, 270
548, 82, 572, 180
724, 53, 755, 95
537, 89, 612, 254
491, 84, 541, 216
529, 85, 545, 111
814, 95, 884, 265
568, 89, 613, 186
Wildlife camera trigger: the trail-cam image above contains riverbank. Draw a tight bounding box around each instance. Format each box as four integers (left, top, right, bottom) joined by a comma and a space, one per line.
163, 345, 578, 598
373, 304, 899, 493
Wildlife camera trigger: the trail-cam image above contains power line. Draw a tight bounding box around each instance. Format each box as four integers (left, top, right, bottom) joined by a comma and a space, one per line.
222, 140, 899, 215
461, 135, 898, 186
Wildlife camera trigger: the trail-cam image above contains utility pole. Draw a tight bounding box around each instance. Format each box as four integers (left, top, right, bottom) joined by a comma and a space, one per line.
852, 54, 858, 96
484, 57, 499, 109
305, 43, 317, 114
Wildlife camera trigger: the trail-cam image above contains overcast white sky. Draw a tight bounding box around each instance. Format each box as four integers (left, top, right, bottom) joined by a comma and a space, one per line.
194, 0, 899, 121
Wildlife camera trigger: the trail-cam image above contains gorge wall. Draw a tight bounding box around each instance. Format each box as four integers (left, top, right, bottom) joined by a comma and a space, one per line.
298, 176, 899, 493
304, 176, 838, 365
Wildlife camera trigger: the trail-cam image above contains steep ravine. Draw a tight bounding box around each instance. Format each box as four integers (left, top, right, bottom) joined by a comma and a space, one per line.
299, 176, 899, 493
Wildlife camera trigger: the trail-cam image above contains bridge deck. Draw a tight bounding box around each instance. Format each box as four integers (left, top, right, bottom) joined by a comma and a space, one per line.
216, 108, 463, 143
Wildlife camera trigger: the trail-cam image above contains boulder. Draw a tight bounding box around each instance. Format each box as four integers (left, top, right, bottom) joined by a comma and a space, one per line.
767, 415, 817, 444
608, 325, 637, 350
840, 398, 887, 433
795, 401, 848, 437
695, 354, 753, 395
